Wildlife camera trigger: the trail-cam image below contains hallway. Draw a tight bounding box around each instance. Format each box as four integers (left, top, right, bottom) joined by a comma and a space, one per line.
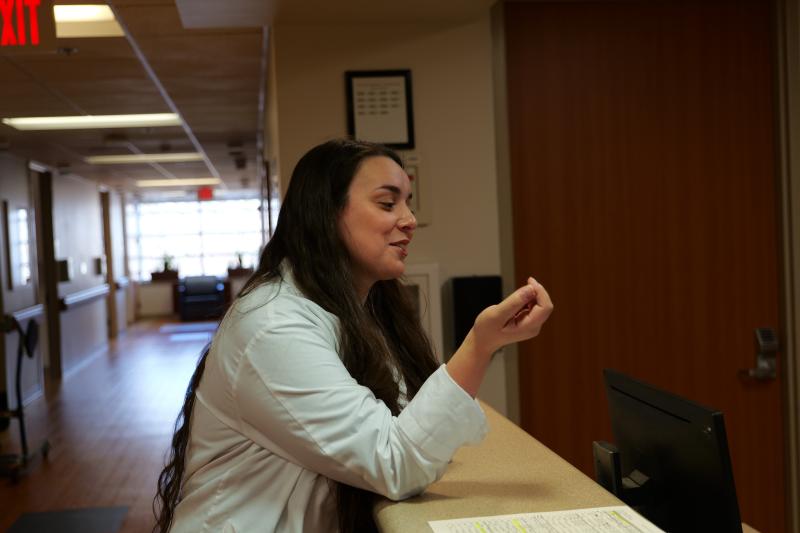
0, 321, 211, 532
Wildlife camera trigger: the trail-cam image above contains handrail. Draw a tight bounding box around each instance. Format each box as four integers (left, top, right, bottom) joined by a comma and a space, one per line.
59, 284, 110, 311
115, 276, 130, 290
1, 304, 44, 333
11, 304, 44, 323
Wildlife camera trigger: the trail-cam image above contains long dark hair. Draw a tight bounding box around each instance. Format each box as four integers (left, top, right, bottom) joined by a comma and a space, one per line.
153, 139, 440, 532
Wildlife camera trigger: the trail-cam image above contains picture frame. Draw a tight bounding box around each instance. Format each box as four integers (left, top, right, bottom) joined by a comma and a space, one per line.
401, 152, 431, 227
345, 69, 414, 149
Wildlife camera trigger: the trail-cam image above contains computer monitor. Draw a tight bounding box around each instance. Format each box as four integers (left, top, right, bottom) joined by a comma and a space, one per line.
602, 369, 742, 532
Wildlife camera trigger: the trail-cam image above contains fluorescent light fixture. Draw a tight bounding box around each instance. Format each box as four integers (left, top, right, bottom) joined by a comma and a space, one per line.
86, 153, 204, 165
136, 178, 221, 188
54, 5, 124, 38
54, 5, 115, 22
2, 113, 181, 130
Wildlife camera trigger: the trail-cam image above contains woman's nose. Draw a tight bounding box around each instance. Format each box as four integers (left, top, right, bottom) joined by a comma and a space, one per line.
399, 208, 417, 231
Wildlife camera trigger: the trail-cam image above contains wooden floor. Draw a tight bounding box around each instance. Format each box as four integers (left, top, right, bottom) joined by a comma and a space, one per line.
0, 320, 211, 532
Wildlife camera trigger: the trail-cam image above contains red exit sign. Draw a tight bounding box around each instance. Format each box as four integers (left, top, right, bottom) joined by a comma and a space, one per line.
1, 0, 55, 49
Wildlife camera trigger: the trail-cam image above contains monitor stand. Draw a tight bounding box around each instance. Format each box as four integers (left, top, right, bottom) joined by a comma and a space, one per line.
592, 441, 653, 507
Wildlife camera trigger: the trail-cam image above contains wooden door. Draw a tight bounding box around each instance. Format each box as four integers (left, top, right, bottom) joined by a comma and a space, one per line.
506, 1, 785, 531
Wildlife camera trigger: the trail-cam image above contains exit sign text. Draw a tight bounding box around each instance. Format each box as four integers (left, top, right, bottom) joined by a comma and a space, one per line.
1, 0, 43, 46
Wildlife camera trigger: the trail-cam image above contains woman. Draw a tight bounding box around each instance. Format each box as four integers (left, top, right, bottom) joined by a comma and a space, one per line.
154, 139, 553, 533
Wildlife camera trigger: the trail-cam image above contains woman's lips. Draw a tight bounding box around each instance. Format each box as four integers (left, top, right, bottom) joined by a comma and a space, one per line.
390, 240, 409, 257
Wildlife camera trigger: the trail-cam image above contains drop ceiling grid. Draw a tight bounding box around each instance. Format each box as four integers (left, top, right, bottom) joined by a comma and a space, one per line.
117, 3, 263, 190
0, 0, 266, 192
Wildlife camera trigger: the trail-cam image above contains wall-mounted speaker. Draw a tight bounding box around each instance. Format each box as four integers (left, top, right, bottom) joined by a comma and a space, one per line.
450, 275, 502, 352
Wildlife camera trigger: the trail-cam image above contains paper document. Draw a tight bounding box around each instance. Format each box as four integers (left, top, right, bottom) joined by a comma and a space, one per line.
428, 506, 665, 533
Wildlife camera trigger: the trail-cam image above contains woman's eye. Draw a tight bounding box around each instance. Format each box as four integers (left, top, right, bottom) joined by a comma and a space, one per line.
379, 202, 395, 210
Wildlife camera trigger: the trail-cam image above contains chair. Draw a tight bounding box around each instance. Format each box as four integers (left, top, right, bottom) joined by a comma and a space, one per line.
177, 276, 227, 321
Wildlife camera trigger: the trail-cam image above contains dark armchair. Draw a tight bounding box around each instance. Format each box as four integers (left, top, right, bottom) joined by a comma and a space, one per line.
177, 276, 227, 321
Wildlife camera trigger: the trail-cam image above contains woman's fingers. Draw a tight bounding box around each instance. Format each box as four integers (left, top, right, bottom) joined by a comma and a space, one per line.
502, 279, 553, 334
531, 278, 552, 310
471, 276, 553, 354
494, 282, 537, 321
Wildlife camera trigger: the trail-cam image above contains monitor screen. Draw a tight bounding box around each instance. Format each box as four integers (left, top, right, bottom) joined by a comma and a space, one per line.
603, 369, 742, 532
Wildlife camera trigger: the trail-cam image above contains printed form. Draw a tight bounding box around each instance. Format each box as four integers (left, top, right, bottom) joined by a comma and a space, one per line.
428, 506, 665, 533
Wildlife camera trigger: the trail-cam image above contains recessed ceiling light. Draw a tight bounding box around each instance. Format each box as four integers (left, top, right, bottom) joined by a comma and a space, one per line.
54, 5, 124, 38
86, 153, 204, 164
54, 5, 114, 22
136, 178, 221, 188
2, 113, 181, 130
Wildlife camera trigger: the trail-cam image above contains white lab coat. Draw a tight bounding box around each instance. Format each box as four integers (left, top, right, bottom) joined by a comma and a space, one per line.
169, 271, 487, 533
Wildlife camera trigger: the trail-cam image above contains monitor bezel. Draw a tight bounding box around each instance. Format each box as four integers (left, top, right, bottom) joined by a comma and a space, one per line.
603, 368, 742, 532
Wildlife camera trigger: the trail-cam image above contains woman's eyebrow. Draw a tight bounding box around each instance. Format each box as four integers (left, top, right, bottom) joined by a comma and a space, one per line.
374, 185, 412, 200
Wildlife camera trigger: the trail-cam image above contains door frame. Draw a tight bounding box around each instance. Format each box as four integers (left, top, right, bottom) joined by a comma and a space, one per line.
28, 161, 62, 380
493, 0, 800, 530
777, 0, 800, 529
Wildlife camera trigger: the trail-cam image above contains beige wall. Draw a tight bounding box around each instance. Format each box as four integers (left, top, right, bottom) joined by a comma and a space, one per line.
0, 155, 38, 312
52, 173, 108, 373
53, 175, 106, 295
490, 3, 520, 424
270, 14, 510, 413
266, 28, 281, 190
0, 154, 44, 407
264, 28, 282, 234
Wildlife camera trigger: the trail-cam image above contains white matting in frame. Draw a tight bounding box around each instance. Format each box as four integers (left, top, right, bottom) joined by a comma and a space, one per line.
346, 70, 414, 149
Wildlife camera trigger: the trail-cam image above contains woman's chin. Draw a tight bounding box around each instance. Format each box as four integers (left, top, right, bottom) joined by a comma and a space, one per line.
382, 264, 407, 281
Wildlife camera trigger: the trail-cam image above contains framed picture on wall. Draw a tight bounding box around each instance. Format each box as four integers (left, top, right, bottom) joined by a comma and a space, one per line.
345, 70, 415, 149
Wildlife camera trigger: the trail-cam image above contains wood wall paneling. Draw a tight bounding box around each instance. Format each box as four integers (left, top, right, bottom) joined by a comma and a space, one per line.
506, 1, 784, 530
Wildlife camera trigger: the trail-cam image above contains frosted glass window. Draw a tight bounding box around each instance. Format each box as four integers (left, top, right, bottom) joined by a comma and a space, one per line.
126, 198, 264, 281
4, 203, 32, 289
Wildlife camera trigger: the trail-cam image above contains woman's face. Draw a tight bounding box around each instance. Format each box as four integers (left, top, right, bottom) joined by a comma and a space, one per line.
338, 155, 417, 299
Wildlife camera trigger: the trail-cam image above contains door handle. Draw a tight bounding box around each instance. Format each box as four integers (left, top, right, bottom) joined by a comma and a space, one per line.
741, 327, 778, 380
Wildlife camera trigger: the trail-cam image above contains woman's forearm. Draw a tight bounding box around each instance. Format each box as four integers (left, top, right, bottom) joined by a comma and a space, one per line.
445, 330, 493, 398
445, 278, 553, 398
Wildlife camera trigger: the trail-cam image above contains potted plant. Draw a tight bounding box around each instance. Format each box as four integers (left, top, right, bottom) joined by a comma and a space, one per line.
151, 253, 179, 282
228, 252, 254, 278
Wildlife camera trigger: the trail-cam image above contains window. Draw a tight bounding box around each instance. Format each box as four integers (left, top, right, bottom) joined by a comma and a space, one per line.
15, 208, 31, 286
126, 198, 263, 281
3, 201, 32, 289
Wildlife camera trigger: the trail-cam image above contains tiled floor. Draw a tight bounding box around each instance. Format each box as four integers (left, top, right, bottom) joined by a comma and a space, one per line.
0, 320, 210, 532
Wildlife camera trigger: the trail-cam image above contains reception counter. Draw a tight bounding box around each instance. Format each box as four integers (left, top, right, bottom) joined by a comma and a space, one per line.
374, 402, 621, 531
374, 402, 758, 532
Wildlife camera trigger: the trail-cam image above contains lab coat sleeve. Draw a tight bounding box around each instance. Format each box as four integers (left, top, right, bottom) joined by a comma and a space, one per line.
232, 305, 488, 501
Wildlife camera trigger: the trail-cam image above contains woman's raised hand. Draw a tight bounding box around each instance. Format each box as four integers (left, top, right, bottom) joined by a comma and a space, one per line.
470, 277, 553, 356
446, 277, 553, 398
